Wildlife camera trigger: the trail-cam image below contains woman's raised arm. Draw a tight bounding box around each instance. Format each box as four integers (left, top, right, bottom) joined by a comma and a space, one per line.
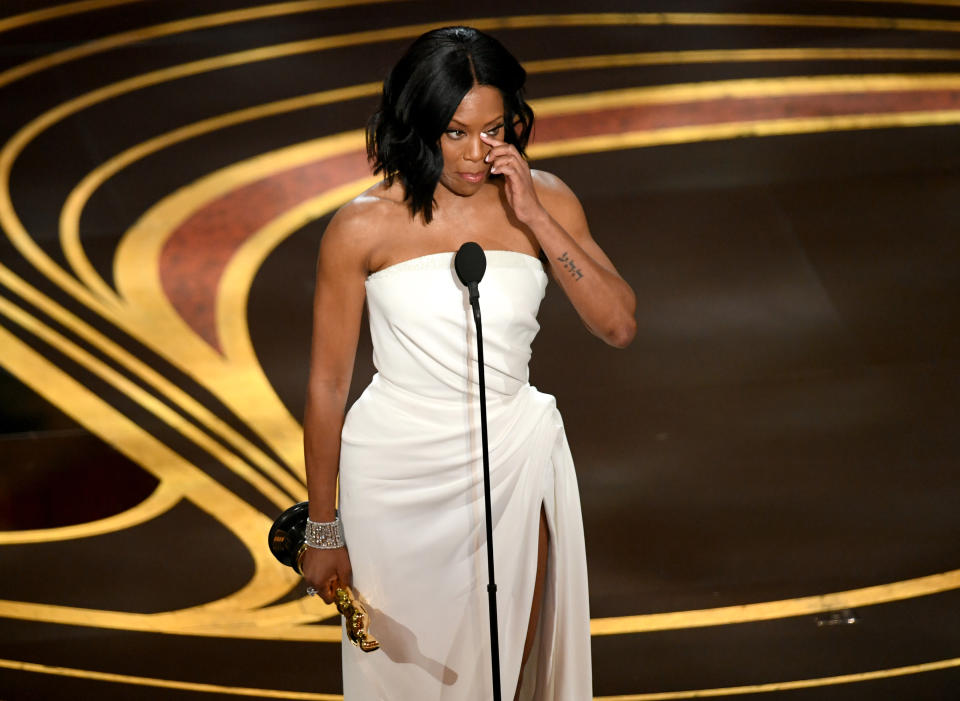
530, 171, 637, 348
481, 133, 637, 348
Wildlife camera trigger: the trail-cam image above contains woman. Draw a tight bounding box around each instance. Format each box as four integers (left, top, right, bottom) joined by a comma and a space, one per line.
302, 26, 636, 700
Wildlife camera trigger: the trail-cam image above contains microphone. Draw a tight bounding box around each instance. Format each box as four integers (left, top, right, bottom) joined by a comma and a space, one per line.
454, 241, 501, 700
454, 241, 486, 304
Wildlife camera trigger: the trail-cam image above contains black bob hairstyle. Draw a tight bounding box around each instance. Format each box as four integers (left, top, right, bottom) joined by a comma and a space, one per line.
366, 26, 535, 223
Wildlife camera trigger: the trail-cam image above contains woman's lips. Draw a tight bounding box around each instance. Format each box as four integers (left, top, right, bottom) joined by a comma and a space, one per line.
458, 170, 486, 183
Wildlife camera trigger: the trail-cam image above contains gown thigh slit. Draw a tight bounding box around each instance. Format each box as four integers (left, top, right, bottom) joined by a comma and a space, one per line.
337, 251, 592, 700
515, 505, 550, 701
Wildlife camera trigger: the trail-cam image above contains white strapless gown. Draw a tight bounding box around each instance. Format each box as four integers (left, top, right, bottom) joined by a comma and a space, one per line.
338, 251, 592, 700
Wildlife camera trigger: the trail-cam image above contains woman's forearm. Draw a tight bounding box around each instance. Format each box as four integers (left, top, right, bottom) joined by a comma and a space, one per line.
303, 383, 348, 521
528, 209, 637, 347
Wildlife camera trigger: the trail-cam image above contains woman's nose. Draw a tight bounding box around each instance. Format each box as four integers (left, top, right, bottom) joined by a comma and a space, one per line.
464, 135, 485, 161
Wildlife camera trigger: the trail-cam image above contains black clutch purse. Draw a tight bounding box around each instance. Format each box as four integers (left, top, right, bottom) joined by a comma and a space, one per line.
268, 502, 379, 652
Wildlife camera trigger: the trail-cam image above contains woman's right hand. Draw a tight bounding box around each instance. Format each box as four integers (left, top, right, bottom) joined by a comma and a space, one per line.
302, 546, 353, 605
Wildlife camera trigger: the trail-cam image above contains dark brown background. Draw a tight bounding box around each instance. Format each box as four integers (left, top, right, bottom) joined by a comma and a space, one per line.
1, 1, 959, 698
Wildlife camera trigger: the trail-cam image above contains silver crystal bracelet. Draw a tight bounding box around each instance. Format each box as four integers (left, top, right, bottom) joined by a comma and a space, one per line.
305, 513, 345, 549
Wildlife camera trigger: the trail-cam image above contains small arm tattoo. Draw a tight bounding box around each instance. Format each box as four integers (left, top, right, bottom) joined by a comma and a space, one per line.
557, 251, 584, 281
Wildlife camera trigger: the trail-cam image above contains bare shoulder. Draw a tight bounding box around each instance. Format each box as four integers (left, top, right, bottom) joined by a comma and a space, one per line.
531, 169, 576, 198
319, 182, 404, 272
530, 169, 587, 230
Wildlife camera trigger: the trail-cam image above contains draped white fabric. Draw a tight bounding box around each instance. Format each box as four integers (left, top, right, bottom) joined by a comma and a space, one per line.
338, 251, 592, 700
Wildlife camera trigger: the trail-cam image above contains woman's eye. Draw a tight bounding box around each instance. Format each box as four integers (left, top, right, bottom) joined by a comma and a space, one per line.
445, 129, 465, 139
482, 125, 503, 137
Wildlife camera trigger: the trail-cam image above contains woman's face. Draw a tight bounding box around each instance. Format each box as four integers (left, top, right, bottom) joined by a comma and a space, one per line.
437, 84, 505, 198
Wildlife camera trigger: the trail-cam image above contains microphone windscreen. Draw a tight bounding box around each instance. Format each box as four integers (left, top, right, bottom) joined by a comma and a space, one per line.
454, 242, 486, 286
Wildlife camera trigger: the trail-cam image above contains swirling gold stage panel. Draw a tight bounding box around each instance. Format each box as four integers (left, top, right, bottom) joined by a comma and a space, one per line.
1, 2, 959, 699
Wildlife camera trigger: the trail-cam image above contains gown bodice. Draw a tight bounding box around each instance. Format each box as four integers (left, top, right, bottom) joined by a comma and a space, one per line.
364, 250, 548, 400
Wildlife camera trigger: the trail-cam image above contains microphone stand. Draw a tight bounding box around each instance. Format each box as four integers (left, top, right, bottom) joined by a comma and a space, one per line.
467, 282, 502, 701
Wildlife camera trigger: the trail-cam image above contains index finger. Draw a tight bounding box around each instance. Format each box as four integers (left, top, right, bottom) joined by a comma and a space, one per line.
479, 131, 506, 147
325, 575, 341, 602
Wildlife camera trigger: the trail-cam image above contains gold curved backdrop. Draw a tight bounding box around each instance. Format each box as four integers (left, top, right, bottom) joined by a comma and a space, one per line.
1, 1, 959, 699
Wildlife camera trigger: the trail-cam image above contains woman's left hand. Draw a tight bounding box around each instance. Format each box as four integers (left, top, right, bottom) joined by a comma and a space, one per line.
481, 132, 546, 226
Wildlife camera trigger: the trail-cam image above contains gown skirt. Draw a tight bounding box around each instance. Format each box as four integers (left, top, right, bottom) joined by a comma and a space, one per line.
337, 251, 592, 700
